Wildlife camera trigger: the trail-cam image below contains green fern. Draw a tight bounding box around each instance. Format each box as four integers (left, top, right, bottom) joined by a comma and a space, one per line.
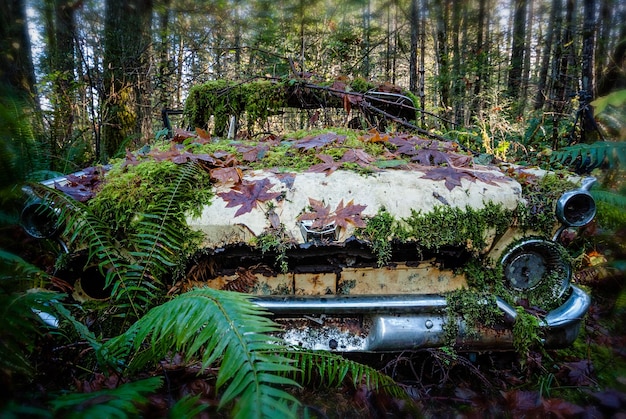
551, 141, 626, 169
102, 287, 300, 418
49, 376, 162, 418
24, 162, 207, 319
280, 349, 408, 400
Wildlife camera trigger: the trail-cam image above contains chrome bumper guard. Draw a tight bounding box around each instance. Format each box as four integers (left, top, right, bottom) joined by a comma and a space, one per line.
252, 286, 590, 352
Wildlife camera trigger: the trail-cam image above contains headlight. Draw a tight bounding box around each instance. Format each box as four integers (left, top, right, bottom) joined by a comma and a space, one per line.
555, 190, 596, 227
501, 238, 571, 299
20, 199, 63, 239
555, 177, 596, 227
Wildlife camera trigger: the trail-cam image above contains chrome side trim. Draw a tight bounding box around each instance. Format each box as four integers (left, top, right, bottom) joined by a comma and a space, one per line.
253, 286, 590, 351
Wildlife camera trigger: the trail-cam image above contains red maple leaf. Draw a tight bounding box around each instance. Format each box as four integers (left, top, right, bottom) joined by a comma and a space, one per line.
332, 199, 367, 228
292, 132, 346, 150
298, 198, 334, 228
340, 149, 375, 168
298, 198, 367, 229
218, 178, 281, 217
306, 154, 342, 176
210, 167, 242, 184
411, 148, 451, 166
421, 166, 504, 191
236, 143, 269, 162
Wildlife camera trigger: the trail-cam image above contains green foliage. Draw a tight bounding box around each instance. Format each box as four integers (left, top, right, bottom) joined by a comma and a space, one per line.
512, 307, 542, 360
102, 287, 300, 417
551, 141, 626, 169
444, 289, 503, 346
591, 90, 626, 117
402, 202, 514, 252
255, 224, 294, 274
0, 85, 49, 190
515, 173, 578, 234
357, 208, 396, 267
25, 162, 210, 321
89, 160, 212, 240
185, 80, 288, 135
282, 349, 408, 400
49, 376, 162, 418
0, 286, 60, 380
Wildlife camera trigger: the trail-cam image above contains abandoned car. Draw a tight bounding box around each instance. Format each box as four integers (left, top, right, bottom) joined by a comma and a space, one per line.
21, 80, 594, 353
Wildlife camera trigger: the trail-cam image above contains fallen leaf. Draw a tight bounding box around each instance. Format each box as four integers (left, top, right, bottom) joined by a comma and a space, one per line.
307, 154, 342, 176
218, 178, 281, 217
332, 199, 367, 228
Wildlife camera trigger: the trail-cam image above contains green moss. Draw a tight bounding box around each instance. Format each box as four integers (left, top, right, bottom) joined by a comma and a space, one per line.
88, 160, 213, 241
444, 289, 503, 346
513, 307, 542, 359
516, 173, 578, 234
185, 80, 288, 135
401, 202, 515, 252
357, 208, 396, 267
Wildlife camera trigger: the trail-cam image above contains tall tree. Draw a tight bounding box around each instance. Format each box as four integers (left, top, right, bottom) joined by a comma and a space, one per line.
101, 0, 153, 162
471, 0, 488, 119
594, 0, 613, 94
49, 0, 79, 161
409, 0, 419, 93
450, 0, 463, 125
361, 0, 372, 78
597, 6, 626, 95
507, 0, 528, 114
433, 0, 450, 121
0, 0, 39, 104
534, 0, 560, 110
520, 0, 534, 111
580, 0, 595, 97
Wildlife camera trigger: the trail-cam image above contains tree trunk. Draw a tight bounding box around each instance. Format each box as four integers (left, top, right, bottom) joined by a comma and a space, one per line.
0, 0, 39, 105
361, 0, 371, 78
409, 0, 419, 93
451, 0, 463, 125
419, 0, 426, 125
50, 0, 78, 159
433, 0, 450, 122
101, 0, 153, 162
507, 0, 527, 115
520, 0, 534, 113
157, 0, 171, 110
471, 0, 487, 119
534, 0, 560, 110
597, 6, 626, 95
594, 0, 612, 95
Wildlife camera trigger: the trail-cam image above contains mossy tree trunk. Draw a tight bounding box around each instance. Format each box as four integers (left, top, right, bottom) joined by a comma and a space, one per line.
0, 0, 39, 107
101, 0, 153, 163
507, 0, 528, 117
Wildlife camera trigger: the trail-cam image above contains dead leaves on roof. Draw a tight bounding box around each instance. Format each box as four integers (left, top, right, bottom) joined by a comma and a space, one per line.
113, 129, 510, 218
217, 178, 281, 217
298, 198, 367, 229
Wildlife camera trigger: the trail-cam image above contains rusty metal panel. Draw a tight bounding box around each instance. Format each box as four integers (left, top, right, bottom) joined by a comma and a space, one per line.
251, 273, 293, 295
294, 272, 337, 295
338, 263, 467, 295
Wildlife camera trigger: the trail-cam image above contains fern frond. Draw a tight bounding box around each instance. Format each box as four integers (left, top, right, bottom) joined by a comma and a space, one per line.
167, 394, 207, 418
49, 376, 162, 418
0, 289, 60, 377
551, 141, 626, 169
279, 349, 408, 400
591, 189, 626, 208
103, 288, 300, 418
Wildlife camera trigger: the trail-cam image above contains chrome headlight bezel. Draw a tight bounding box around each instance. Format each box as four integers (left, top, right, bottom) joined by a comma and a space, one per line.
555, 177, 597, 228
500, 238, 572, 301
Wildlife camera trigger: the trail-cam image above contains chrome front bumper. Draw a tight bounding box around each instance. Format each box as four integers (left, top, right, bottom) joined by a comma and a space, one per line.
252, 286, 590, 352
